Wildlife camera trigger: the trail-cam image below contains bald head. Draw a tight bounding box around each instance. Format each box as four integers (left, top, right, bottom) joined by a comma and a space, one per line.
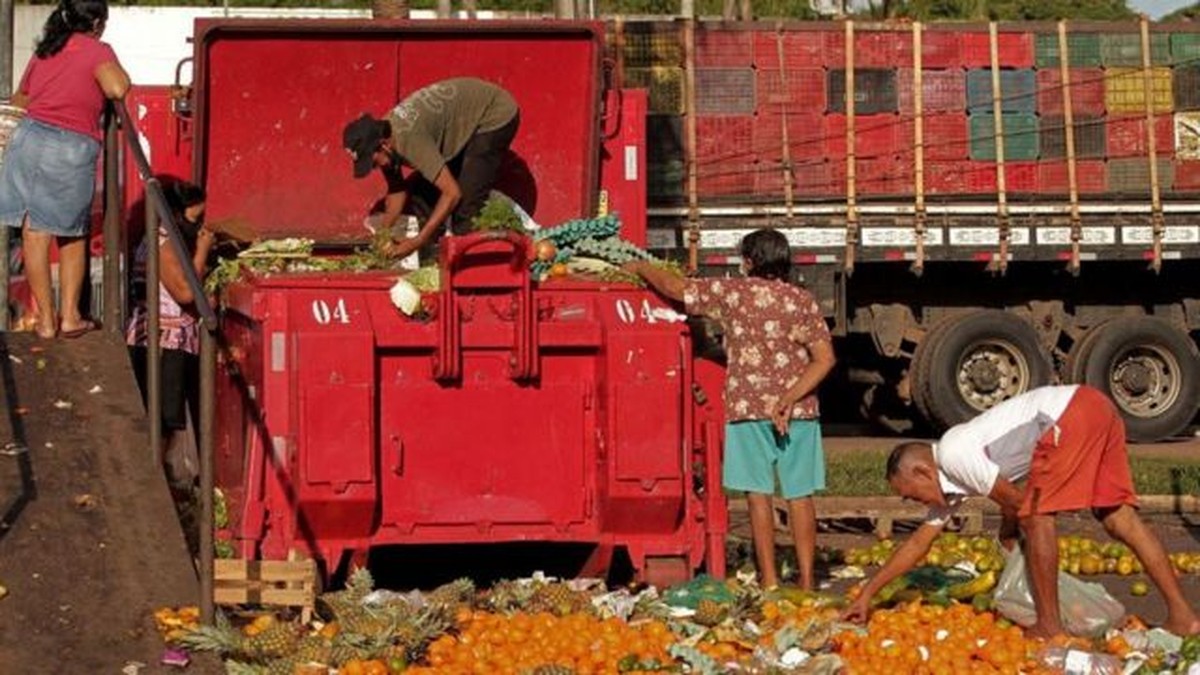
885, 441, 935, 481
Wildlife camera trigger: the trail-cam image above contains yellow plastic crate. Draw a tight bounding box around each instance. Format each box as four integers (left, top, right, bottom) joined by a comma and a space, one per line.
1105, 67, 1174, 114
625, 67, 686, 115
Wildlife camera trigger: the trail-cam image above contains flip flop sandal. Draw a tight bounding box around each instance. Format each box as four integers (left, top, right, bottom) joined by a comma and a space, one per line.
59, 319, 100, 339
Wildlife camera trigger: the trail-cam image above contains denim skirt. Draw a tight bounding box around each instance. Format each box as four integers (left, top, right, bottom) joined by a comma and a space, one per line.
0, 117, 99, 237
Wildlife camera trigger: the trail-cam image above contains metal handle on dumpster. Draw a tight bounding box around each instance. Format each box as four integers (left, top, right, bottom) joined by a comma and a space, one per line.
434, 232, 539, 382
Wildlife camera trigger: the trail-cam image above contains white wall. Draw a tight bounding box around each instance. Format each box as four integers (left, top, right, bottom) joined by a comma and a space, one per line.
12, 6, 502, 87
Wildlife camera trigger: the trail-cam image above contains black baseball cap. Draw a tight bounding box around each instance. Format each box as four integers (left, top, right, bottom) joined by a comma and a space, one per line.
342, 114, 389, 178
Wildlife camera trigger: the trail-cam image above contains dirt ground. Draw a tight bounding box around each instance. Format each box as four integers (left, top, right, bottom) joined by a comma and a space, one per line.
0, 331, 217, 673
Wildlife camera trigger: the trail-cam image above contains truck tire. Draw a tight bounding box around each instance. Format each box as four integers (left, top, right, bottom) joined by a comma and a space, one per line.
1073, 317, 1200, 442
912, 310, 1054, 431
909, 316, 957, 426
1064, 320, 1112, 384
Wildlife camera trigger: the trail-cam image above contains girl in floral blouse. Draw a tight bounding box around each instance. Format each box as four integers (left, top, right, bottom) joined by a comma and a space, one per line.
625, 228, 835, 589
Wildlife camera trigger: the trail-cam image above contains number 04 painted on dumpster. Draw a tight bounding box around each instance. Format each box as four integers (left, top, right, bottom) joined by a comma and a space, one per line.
614, 298, 657, 325
311, 298, 351, 325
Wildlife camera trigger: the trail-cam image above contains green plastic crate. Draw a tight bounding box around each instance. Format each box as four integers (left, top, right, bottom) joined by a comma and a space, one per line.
1035, 33, 1102, 67
1100, 33, 1171, 66
968, 113, 1040, 161
1171, 33, 1200, 66
649, 160, 686, 198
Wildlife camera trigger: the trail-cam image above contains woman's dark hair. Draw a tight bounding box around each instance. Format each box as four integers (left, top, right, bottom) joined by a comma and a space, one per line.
36, 1, 109, 59
739, 228, 792, 282
160, 178, 206, 242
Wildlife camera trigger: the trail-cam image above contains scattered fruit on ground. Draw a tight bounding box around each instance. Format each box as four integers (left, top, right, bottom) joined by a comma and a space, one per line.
835, 601, 1055, 675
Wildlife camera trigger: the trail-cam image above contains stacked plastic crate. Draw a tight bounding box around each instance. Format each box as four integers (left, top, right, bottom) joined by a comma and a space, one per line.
618, 22, 688, 200
629, 22, 1200, 204
694, 27, 757, 197
752, 28, 827, 196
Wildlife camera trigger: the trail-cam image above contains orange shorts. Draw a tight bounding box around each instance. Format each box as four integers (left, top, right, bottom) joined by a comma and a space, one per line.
1019, 386, 1138, 518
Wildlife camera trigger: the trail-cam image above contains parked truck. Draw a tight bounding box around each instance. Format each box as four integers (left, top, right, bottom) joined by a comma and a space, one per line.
619, 19, 1200, 442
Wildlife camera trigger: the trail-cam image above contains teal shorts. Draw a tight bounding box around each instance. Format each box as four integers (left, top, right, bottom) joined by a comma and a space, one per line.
723, 419, 825, 499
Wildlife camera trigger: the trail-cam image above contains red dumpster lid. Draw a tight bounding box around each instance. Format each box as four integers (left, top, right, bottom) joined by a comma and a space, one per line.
192, 20, 604, 242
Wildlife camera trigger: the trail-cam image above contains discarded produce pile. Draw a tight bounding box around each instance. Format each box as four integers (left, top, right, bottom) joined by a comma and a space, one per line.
203, 198, 678, 299
164, 561, 1200, 675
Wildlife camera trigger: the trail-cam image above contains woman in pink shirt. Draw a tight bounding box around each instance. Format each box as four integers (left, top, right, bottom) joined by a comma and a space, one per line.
0, 1, 130, 339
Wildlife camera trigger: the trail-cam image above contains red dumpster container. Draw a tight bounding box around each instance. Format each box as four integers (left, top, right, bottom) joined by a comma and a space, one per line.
198, 20, 726, 585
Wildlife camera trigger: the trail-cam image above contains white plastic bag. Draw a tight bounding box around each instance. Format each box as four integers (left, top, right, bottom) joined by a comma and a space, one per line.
993, 546, 1125, 638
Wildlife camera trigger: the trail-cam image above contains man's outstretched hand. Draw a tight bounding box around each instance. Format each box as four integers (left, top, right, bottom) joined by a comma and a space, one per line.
841, 597, 871, 624
384, 237, 420, 259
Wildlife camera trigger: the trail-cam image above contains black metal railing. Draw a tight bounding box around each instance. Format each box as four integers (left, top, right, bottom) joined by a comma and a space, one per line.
104, 100, 217, 623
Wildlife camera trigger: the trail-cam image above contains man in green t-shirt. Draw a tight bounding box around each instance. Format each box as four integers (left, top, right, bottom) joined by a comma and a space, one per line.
343, 77, 520, 258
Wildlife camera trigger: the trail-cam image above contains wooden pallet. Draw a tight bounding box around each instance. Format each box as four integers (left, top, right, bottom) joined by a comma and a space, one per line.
214, 553, 317, 622
728, 496, 985, 539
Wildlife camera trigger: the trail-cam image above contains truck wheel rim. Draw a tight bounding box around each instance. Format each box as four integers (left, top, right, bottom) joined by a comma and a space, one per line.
1108, 344, 1181, 419
955, 339, 1031, 412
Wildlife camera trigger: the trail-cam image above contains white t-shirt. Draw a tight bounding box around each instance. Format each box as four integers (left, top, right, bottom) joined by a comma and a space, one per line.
924, 385, 1079, 525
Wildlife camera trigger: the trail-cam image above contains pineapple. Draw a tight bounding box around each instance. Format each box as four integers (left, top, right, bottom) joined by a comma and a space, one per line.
484, 579, 536, 614
243, 618, 301, 660
425, 577, 475, 609
293, 635, 333, 666
319, 567, 375, 620
693, 599, 727, 627
338, 605, 394, 640
178, 615, 245, 657
529, 582, 595, 617
728, 584, 765, 624
263, 657, 296, 675
392, 605, 454, 661
328, 642, 368, 667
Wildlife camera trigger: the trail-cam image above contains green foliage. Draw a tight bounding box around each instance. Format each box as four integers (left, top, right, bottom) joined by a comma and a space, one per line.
1164, 3, 1200, 22
471, 194, 524, 233
858, 0, 1134, 20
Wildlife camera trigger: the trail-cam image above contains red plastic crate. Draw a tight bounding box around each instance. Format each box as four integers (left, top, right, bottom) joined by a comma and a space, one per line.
1004, 161, 1038, 192
919, 114, 970, 160
1106, 115, 1176, 158
696, 116, 755, 164
753, 113, 825, 162
862, 156, 911, 195
826, 156, 909, 195
1036, 160, 1108, 194
755, 67, 826, 111
822, 114, 901, 158
1036, 68, 1105, 116
756, 159, 832, 196
823, 30, 913, 68
695, 28, 754, 67
920, 30, 963, 68
752, 30, 824, 69
897, 68, 967, 113
1175, 160, 1200, 190
697, 163, 757, 196
961, 161, 999, 193
961, 31, 1034, 68
926, 161, 965, 193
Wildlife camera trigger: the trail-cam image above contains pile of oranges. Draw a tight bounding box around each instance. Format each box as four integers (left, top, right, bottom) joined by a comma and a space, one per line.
835, 602, 1057, 675
405, 610, 675, 675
